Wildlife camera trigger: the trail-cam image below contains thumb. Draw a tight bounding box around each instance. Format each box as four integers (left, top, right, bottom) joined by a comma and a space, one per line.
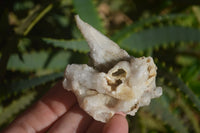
103, 113, 128, 133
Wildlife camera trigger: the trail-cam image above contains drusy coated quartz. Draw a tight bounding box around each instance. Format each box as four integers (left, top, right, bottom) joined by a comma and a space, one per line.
63, 15, 162, 123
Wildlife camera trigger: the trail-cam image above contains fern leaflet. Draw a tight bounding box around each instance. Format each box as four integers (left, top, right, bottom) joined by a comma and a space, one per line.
43, 38, 89, 53
119, 26, 200, 51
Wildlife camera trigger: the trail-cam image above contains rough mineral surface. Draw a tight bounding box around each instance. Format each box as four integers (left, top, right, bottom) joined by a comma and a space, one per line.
63, 15, 162, 123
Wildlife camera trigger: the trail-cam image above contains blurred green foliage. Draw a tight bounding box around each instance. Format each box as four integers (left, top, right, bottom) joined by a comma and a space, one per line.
0, 0, 200, 132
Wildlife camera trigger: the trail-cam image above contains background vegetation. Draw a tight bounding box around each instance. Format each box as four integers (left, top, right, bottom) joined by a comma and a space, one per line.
0, 0, 200, 132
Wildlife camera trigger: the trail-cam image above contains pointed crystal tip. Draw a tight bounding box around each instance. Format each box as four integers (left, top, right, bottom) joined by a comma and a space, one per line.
75, 15, 130, 71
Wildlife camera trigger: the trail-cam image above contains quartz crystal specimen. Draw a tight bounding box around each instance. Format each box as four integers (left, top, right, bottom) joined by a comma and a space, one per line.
63, 15, 162, 123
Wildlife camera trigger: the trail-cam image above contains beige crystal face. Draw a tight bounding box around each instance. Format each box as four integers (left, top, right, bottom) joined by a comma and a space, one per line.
63, 15, 162, 123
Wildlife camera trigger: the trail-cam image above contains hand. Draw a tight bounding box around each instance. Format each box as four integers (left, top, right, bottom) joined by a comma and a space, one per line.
2, 81, 128, 133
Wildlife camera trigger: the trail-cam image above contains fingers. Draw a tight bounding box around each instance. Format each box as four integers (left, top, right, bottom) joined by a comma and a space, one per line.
41, 81, 77, 117
2, 81, 77, 133
48, 104, 93, 133
2, 81, 129, 133
86, 120, 105, 133
86, 113, 128, 133
103, 114, 129, 133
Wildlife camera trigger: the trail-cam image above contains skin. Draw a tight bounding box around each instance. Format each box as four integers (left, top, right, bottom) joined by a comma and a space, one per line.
2, 81, 128, 133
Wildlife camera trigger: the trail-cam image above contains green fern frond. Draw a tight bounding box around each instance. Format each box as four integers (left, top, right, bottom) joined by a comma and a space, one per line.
158, 68, 200, 111
112, 14, 194, 42
0, 72, 63, 101
139, 110, 166, 132
146, 97, 189, 133
119, 26, 200, 51
178, 98, 200, 133
73, 0, 104, 33
7, 51, 71, 72
0, 91, 36, 125
43, 38, 89, 53
180, 64, 200, 82
159, 80, 200, 133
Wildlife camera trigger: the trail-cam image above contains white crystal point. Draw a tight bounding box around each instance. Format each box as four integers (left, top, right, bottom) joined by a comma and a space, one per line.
63, 15, 162, 123
75, 15, 130, 70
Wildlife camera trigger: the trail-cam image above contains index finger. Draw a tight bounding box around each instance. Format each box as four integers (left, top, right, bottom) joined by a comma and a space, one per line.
2, 81, 77, 133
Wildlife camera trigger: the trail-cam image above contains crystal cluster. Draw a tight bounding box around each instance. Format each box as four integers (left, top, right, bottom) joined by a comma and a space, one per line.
63, 15, 162, 123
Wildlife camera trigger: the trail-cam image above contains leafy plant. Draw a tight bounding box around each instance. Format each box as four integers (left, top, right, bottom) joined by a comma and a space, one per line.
0, 0, 200, 132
